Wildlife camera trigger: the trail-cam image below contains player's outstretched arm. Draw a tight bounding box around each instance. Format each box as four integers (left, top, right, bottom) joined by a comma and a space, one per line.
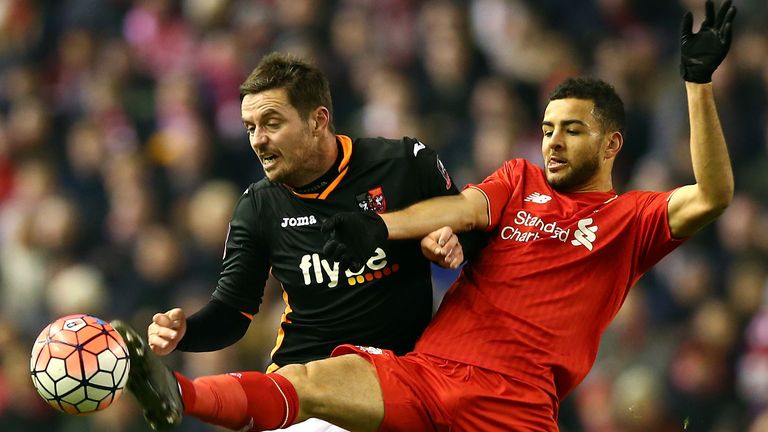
149, 300, 252, 355
322, 188, 488, 267
667, 0, 736, 238
383, 187, 489, 239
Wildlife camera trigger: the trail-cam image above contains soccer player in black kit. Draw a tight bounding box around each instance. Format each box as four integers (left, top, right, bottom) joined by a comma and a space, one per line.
112, 52, 481, 431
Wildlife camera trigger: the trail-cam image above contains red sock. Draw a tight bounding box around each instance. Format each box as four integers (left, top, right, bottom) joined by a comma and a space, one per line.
175, 371, 299, 431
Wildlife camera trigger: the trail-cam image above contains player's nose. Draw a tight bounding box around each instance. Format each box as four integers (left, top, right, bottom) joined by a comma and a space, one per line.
547, 129, 567, 150
249, 128, 269, 150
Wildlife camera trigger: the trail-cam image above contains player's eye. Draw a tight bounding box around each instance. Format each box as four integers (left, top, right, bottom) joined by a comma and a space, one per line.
543, 130, 553, 138
262, 116, 282, 129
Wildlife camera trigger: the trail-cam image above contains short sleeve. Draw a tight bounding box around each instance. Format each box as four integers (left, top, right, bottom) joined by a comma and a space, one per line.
633, 190, 688, 273
405, 137, 460, 198
466, 160, 519, 230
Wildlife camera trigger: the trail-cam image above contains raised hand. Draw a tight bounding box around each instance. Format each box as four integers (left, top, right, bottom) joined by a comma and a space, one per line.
680, 0, 737, 83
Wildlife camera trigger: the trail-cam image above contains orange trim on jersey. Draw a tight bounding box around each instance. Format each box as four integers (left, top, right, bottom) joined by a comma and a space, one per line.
269, 289, 293, 360
292, 191, 321, 199
336, 134, 353, 171
240, 311, 254, 320
291, 135, 353, 200
266, 363, 280, 373
318, 166, 348, 199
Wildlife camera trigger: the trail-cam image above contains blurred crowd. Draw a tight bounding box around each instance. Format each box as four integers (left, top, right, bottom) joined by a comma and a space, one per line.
0, 0, 767, 431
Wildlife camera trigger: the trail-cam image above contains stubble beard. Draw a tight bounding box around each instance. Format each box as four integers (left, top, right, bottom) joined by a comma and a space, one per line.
547, 153, 601, 192
276, 128, 323, 188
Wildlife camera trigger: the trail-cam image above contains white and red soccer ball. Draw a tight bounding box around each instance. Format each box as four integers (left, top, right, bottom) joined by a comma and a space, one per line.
30, 314, 130, 415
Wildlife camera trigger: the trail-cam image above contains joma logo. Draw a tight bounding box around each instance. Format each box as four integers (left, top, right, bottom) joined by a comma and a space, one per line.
281, 215, 317, 228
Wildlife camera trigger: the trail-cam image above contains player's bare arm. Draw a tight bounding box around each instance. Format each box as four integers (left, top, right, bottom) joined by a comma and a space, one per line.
322, 188, 488, 268
382, 187, 489, 240
667, 0, 736, 238
667, 83, 734, 237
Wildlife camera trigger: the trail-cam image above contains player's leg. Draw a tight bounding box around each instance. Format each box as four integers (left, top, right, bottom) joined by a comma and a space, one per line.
276, 355, 384, 432
177, 356, 384, 431
111, 320, 183, 431
113, 320, 384, 431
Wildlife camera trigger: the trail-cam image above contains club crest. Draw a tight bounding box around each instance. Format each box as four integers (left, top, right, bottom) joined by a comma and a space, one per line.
357, 186, 387, 213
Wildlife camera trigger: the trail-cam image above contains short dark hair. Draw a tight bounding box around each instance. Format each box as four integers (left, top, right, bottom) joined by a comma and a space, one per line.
240, 52, 334, 131
549, 77, 624, 134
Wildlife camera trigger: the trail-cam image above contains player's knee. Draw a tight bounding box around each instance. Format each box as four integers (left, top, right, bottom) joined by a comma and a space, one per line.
275, 363, 309, 390
275, 364, 326, 416
276, 359, 358, 414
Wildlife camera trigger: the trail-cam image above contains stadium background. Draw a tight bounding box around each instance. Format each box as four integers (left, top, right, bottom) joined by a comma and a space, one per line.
1, 0, 767, 431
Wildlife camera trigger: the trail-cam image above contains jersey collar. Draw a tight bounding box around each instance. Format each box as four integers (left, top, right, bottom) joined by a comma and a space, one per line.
291, 135, 352, 200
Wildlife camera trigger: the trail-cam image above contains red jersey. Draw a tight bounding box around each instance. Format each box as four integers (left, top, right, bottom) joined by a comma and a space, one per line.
415, 159, 685, 400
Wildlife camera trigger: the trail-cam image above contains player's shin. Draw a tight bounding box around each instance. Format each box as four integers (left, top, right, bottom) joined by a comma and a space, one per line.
176, 371, 299, 431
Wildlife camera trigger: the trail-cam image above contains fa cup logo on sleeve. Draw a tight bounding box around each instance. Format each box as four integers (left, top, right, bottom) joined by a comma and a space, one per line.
437, 158, 452, 190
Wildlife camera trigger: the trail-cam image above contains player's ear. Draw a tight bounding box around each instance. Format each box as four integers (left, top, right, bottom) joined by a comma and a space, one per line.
311, 107, 330, 134
604, 131, 623, 160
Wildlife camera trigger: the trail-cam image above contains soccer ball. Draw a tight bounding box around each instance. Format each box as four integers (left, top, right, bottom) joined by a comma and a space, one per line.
30, 314, 131, 415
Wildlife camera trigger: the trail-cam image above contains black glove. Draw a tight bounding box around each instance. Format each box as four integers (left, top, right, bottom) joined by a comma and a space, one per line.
321, 211, 389, 270
680, 0, 737, 84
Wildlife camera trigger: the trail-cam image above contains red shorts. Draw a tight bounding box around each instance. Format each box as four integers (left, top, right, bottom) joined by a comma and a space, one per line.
331, 345, 559, 432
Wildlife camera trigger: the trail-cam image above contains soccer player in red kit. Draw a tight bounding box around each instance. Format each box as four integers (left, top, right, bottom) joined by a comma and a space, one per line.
115, 1, 737, 431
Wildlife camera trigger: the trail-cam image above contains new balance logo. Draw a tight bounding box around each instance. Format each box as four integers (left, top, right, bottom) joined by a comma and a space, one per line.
571, 218, 598, 251
524, 192, 552, 204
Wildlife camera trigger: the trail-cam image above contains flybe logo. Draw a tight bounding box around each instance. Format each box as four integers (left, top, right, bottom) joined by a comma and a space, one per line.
500, 211, 599, 251
299, 247, 400, 288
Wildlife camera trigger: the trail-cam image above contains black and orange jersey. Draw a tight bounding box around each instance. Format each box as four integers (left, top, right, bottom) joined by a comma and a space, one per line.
212, 135, 459, 369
